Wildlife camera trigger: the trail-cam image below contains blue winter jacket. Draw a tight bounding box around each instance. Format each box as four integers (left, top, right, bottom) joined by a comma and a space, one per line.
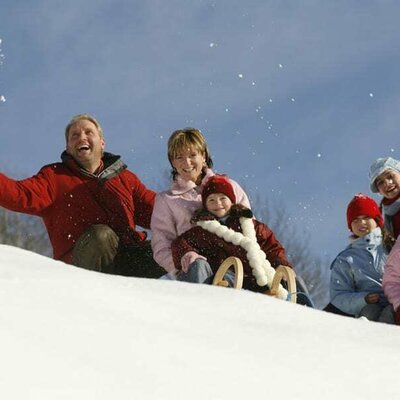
330, 228, 388, 316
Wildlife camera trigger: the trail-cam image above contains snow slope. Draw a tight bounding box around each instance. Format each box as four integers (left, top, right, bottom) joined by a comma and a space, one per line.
1, 244, 399, 400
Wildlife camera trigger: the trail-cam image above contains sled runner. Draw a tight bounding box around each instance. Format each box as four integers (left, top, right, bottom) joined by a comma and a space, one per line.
212, 256, 297, 303
212, 256, 244, 289
266, 265, 297, 303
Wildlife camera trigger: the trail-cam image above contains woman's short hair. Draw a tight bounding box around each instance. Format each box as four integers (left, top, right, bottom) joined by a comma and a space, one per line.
167, 128, 213, 178
64, 114, 104, 142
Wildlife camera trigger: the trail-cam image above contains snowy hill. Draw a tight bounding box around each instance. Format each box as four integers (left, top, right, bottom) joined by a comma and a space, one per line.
1, 244, 399, 399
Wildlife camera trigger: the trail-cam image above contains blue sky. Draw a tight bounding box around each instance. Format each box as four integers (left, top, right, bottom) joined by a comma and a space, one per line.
1, 1, 400, 264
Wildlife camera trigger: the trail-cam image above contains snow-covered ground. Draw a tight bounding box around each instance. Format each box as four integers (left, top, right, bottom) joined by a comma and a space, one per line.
1, 244, 399, 399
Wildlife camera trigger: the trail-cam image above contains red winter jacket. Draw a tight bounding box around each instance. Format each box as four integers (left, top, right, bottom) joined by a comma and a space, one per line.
0, 152, 156, 263
171, 206, 292, 281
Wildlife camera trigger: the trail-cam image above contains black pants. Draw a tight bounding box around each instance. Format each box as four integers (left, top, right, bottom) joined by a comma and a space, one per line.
72, 224, 164, 279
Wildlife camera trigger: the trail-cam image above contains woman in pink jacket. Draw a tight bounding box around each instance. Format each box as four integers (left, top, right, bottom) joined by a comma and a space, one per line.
383, 239, 400, 324
150, 128, 250, 274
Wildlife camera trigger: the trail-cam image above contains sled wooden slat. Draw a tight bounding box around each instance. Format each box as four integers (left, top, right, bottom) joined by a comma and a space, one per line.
212, 256, 244, 289
213, 259, 297, 303
266, 265, 297, 303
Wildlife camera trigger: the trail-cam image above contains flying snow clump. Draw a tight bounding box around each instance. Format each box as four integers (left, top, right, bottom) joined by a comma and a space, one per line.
0, 38, 4, 66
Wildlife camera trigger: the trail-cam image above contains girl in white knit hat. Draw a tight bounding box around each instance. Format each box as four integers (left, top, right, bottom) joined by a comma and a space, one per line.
369, 156, 400, 238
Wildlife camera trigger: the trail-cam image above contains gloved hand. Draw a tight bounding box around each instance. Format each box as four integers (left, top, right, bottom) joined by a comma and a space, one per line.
365, 293, 380, 304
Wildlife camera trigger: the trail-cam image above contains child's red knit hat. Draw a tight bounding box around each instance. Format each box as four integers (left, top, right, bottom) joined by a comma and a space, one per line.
346, 193, 383, 230
202, 175, 236, 207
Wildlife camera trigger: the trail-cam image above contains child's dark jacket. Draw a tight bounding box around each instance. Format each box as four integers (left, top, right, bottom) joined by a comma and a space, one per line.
171, 205, 292, 280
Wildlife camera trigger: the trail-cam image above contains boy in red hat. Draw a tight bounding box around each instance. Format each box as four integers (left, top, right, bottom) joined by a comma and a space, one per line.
328, 194, 395, 323
171, 174, 292, 292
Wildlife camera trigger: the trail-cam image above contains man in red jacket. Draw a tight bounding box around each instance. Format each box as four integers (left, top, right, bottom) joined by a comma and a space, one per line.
0, 114, 163, 278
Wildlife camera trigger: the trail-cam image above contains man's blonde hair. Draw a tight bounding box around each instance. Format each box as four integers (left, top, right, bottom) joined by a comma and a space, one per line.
65, 114, 104, 142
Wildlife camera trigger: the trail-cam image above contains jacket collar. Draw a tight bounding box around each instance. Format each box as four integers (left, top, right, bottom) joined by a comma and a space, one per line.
61, 151, 126, 182
349, 227, 383, 251
170, 168, 214, 195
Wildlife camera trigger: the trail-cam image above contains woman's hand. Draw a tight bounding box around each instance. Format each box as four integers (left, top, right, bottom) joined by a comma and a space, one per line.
181, 251, 206, 273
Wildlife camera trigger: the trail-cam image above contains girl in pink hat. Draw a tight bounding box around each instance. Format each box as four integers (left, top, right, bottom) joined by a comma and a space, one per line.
171, 174, 292, 294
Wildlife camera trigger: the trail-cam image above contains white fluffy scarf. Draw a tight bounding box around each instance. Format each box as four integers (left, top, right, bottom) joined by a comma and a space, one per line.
196, 217, 288, 299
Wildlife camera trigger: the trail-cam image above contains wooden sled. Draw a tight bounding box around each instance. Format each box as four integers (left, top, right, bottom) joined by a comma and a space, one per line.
212, 256, 244, 289
212, 257, 297, 303
265, 265, 297, 303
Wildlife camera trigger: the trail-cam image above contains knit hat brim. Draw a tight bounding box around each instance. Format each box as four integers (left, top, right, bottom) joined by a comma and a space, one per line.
369, 157, 400, 193
346, 193, 383, 230
202, 175, 236, 207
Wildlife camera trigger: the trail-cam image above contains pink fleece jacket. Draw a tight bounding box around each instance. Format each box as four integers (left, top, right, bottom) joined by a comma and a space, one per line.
383, 238, 400, 311
150, 169, 251, 272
